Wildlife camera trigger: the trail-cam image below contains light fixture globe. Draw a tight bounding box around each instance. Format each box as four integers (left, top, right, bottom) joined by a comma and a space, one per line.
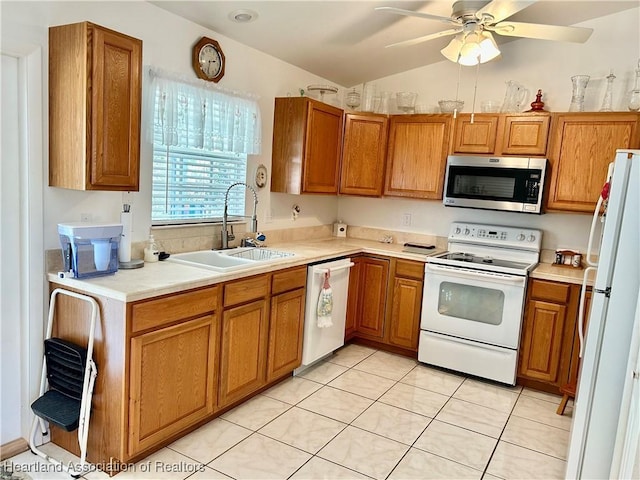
441, 30, 501, 66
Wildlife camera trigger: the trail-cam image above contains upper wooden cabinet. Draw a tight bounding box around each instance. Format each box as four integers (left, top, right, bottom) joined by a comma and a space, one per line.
384, 114, 452, 199
271, 97, 344, 194
452, 113, 551, 156
340, 113, 389, 196
49, 22, 142, 191
546, 112, 640, 212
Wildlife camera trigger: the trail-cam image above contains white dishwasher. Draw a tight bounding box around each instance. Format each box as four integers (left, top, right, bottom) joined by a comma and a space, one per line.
297, 257, 354, 371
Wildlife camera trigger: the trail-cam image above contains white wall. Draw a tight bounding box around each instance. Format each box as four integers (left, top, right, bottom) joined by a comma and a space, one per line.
338, 7, 640, 252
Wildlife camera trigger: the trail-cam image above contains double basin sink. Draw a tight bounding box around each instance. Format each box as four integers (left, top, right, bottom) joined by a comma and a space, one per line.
168, 247, 295, 272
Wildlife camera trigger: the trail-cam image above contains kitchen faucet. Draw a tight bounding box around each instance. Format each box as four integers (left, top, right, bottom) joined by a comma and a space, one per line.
221, 182, 258, 249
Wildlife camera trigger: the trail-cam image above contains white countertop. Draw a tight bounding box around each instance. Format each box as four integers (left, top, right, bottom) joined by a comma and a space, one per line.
49, 236, 595, 301
48, 237, 445, 302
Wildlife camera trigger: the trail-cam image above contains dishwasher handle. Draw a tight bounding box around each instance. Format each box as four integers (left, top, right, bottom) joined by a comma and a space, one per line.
313, 262, 355, 275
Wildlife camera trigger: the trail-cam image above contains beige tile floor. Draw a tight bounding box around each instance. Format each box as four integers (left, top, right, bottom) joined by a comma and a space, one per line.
4, 344, 574, 480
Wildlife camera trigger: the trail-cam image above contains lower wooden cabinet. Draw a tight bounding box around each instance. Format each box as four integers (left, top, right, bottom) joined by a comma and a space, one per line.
356, 257, 389, 339
218, 299, 269, 407
49, 266, 307, 468
347, 255, 424, 354
518, 278, 590, 393
267, 287, 305, 381
388, 260, 424, 350
128, 315, 217, 455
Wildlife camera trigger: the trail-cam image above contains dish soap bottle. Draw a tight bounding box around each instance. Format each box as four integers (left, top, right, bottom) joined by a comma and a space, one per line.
144, 234, 159, 263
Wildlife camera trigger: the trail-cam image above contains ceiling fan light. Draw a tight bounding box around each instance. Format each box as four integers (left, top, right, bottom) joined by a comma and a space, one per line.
459, 33, 482, 65
478, 32, 501, 63
441, 35, 464, 63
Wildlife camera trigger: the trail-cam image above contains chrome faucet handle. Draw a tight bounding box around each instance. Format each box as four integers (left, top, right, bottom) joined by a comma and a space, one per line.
227, 225, 235, 241
241, 237, 261, 248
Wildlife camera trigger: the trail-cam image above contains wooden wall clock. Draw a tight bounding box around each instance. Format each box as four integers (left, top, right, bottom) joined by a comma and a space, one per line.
192, 37, 225, 83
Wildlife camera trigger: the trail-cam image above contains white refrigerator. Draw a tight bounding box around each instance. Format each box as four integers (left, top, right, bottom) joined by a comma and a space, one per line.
566, 149, 640, 479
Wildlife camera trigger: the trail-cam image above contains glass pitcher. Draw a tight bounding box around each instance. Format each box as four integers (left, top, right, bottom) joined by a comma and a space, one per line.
501, 81, 529, 113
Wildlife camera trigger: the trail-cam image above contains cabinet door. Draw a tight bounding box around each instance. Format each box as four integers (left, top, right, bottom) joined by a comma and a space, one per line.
267, 288, 305, 381
302, 100, 344, 194
498, 114, 550, 156
340, 113, 388, 196
128, 315, 217, 455
271, 97, 343, 194
547, 113, 640, 212
91, 26, 141, 189
519, 300, 567, 383
452, 114, 499, 154
49, 22, 141, 191
356, 257, 390, 339
388, 277, 423, 350
219, 300, 269, 407
384, 115, 452, 199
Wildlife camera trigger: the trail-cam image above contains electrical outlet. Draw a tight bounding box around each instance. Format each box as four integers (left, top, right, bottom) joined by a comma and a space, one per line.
80, 213, 92, 222
402, 213, 412, 226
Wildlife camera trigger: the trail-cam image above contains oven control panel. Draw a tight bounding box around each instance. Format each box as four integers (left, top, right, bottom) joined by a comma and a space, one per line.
449, 222, 542, 251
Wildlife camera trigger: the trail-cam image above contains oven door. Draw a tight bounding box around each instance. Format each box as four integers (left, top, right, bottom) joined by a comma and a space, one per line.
421, 263, 527, 349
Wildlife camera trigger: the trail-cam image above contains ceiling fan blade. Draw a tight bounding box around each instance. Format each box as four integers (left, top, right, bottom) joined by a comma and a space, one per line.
375, 6, 455, 25
476, 0, 536, 23
385, 28, 462, 48
491, 21, 593, 43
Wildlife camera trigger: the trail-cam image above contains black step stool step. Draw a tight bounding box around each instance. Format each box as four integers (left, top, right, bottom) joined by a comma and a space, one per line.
31, 337, 89, 432
31, 390, 81, 432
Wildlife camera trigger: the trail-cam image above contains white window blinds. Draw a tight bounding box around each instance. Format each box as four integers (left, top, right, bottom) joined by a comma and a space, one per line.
149, 68, 261, 224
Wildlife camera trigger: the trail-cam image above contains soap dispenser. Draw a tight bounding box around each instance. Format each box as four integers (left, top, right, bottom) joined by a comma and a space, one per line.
144, 234, 159, 263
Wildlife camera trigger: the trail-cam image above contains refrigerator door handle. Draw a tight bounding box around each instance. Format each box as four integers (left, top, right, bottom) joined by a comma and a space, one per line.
586, 194, 604, 267
578, 266, 598, 357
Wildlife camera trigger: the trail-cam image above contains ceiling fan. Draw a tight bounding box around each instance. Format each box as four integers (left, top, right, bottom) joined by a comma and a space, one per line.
376, 0, 593, 65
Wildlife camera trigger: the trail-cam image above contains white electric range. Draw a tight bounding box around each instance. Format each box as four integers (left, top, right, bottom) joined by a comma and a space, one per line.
419, 222, 542, 385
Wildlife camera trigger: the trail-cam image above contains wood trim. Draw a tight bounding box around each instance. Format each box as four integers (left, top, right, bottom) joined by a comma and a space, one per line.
223, 275, 270, 307
271, 266, 306, 295
0, 438, 29, 461
130, 286, 218, 333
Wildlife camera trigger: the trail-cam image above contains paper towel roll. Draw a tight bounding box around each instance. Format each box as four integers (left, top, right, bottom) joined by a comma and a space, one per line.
119, 211, 132, 262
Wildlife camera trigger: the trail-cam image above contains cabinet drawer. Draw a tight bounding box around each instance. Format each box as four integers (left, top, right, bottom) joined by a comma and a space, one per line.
272, 266, 306, 295
529, 280, 571, 303
131, 286, 218, 333
395, 259, 425, 280
224, 275, 269, 307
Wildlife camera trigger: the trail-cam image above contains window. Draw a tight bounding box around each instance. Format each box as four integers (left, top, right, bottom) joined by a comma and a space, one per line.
149, 69, 261, 225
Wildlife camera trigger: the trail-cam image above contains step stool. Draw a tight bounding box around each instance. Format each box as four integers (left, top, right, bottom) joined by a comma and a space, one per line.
29, 288, 99, 478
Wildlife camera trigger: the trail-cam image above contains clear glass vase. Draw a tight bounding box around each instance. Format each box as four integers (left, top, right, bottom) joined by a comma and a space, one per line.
629, 61, 640, 112
569, 75, 590, 112
599, 72, 615, 112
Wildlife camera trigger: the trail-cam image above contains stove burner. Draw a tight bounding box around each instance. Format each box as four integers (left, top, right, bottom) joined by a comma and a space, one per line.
482, 257, 494, 264
451, 252, 474, 262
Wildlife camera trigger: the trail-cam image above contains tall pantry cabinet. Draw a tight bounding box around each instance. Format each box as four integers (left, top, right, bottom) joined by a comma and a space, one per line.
49, 22, 142, 191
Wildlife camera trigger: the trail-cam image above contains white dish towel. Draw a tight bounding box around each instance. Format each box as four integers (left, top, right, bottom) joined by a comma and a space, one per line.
316, 271, 333, 328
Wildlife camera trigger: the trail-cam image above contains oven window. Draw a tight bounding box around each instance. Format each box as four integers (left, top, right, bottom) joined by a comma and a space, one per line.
438, 282, 505, 325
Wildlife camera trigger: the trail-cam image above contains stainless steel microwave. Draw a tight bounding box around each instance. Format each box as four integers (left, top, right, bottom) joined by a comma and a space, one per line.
443, 156, 547, 214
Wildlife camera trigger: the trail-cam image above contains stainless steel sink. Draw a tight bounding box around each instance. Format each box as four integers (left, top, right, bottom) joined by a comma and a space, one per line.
168, 248, 295, 272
